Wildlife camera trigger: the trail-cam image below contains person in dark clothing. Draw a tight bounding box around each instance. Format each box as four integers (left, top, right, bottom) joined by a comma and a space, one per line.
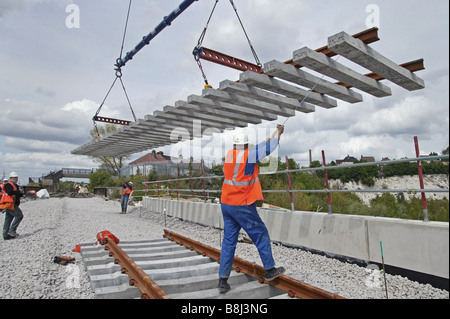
2, 172, 24, 240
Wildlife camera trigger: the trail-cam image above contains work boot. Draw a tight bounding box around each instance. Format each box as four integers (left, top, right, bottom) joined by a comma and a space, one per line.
265, 266, 285, 281
218, 278, 231, 294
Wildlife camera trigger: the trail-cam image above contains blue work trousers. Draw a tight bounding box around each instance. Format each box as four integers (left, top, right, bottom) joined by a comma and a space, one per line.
219, 203, 275, 279
121, 194, 130, 210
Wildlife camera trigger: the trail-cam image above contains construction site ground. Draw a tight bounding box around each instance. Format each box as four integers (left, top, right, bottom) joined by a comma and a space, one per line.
0, 197, 448, 299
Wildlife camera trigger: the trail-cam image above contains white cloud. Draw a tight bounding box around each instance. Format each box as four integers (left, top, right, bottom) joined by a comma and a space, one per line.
349, 95, 445, 137
0, 150, 96, 185
0, 98, 102, 146
3, 137, 75, 154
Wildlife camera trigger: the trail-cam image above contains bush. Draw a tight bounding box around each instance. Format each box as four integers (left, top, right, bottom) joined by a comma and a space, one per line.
89, 170, 115, 191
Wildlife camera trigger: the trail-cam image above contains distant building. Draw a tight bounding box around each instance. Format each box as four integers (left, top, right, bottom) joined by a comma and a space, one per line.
360, 155, 375, 163
336, 155, 358, 165
120, 150, 210, 177
335, 155, 376, 165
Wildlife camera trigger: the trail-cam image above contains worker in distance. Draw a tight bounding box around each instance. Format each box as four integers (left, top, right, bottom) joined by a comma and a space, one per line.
120, 180, 133, 214
218, 124, 286, 293
1, 172, 24, 240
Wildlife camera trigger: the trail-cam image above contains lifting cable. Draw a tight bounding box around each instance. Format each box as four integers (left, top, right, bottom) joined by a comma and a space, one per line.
93, 0, 137, 138
228, 0, 261, 68
192, 0, 220, 88
193, 0, 262, 88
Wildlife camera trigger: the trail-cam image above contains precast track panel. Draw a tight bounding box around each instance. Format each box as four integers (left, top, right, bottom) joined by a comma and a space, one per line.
80, 232, 344, 299
80, 238, 290, 299
72, 28, 425, 158
327, 31, 425, 91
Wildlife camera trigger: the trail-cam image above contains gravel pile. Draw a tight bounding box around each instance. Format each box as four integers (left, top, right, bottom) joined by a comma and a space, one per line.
0, 197, 448, 299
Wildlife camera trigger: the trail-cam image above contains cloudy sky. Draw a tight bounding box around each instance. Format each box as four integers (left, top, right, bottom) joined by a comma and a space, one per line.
0, 0, 448, 184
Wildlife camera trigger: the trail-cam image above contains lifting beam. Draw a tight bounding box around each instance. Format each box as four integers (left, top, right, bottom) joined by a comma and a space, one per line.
195, 46, 262, 73
93, 116, 131, 126
195, 28, 379, 76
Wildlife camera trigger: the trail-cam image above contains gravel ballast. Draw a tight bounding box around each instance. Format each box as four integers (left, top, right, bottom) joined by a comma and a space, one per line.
0, 197, 448, 299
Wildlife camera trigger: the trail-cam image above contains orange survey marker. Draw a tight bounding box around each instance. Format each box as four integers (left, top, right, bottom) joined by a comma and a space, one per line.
72, 244, 81, 253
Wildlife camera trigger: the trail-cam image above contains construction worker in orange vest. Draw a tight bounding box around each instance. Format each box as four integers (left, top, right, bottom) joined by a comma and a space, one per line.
218, 125, 286, 293
0, 179, 7, 212
0, 179, 7, 196
2, 172, 24, 240
120, 180, 133, 214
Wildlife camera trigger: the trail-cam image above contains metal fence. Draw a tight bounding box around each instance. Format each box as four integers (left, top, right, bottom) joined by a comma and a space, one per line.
135, 150, 448, 222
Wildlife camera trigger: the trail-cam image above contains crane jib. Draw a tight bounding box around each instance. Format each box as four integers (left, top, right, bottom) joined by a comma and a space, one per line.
115, 0, 199, 69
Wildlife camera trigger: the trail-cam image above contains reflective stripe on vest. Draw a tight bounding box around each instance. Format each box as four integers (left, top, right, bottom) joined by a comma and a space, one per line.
223, 177, 260, 187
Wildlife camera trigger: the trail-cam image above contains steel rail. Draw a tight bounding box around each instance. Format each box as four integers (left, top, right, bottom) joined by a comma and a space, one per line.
163, 229, 345, 299
102, 238, 170, 299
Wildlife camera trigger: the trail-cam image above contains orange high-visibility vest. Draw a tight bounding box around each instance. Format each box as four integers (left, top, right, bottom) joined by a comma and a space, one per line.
221, 148, 263, 206
122, 185, 132, 196
0, 182, 17, 209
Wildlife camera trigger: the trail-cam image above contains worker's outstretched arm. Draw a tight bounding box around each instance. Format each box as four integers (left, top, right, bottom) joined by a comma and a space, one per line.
248, 125, 284, 164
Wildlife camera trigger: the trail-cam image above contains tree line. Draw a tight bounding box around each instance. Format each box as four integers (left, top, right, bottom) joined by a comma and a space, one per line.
313, 156, 448, 187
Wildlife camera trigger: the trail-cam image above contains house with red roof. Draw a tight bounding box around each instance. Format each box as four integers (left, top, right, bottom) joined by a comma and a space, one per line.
120, 150, 209, 177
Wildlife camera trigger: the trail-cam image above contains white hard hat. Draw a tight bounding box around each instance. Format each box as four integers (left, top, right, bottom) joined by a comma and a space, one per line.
129, 182, 133, 185
9, 172, 18, 178
233, 132, 249, 145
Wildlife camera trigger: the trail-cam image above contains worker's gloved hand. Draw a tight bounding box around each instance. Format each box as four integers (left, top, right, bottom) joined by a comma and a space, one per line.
277, 124, 285, 136
267, 124, 285, 142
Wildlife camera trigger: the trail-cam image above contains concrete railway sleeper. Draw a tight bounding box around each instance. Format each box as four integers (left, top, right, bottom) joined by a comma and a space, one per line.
80, 231, 344, 299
